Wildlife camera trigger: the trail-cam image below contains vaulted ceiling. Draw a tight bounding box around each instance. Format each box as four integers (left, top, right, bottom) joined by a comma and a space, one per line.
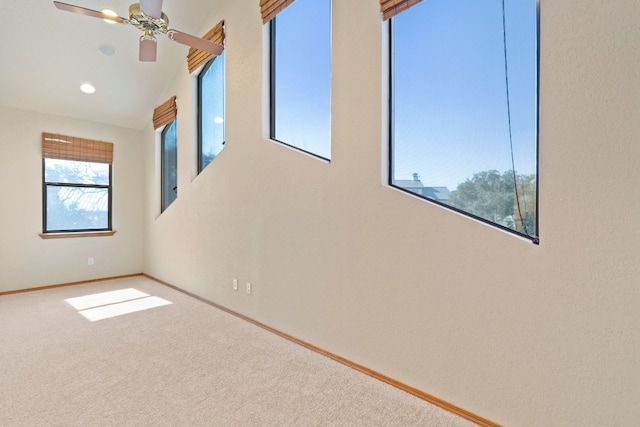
0, 0, 218, 129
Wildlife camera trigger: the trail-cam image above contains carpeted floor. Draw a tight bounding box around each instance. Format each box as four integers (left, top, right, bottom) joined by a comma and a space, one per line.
0, 276, 476, 426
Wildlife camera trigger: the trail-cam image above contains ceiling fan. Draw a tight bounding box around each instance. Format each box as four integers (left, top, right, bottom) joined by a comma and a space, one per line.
53, 0, 223, 62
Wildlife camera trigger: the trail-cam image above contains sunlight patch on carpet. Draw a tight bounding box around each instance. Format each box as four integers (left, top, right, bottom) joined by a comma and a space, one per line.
65, 288, 172, 321
65, 288, 150, 310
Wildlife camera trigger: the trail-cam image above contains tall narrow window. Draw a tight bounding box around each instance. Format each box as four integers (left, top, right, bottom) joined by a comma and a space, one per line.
189, 21, 225, 173
198, 52, 226, 172
161, 120, 177, 212
390, 0, 538, 239
270, 0, 331, 160
42, 133, 113, 233
154, 96, 178, 212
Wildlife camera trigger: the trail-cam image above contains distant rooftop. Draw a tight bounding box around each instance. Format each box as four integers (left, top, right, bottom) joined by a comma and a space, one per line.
393, 174, 450, 201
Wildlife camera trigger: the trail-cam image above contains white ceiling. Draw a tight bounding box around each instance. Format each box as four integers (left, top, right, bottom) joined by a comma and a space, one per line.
0, 0, 217, 129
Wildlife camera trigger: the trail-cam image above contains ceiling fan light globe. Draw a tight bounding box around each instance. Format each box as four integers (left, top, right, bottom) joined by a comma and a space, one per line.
80, 83, 96, 94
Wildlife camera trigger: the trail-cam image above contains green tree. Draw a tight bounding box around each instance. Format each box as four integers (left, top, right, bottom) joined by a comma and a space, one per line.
448, 170, 536, 235
45, 160, 109, 231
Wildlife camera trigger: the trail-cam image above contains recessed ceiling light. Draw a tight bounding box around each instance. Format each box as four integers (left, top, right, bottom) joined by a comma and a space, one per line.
99, 44, 116, 56
101, 9, 118, 24
214, 117, 224, 124
80, 83, 96, 94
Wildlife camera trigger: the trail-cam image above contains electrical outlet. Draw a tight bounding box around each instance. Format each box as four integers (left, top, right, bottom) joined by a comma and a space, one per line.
246, 282, 252, 295
88, 257, 94, 266
232, 279, 238, 291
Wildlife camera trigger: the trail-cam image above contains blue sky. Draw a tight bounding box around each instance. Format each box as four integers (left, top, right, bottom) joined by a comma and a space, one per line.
273, 0, 331, 159
201, 51, 226, 168
270, 0, 537, 189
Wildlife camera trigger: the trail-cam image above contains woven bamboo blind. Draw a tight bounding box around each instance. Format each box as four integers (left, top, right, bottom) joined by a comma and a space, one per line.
187, 21, 225, 74
153, 96, 177, 129
42, 133, 113, 164
260, 0, 296, 24
380, 0, 423, 20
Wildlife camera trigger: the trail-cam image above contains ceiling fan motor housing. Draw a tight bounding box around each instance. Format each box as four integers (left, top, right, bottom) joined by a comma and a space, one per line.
129, 3, 169, 39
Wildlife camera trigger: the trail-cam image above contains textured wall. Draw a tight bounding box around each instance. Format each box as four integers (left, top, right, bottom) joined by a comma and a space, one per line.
142, 0, 640, 425
0, 107, 144, 291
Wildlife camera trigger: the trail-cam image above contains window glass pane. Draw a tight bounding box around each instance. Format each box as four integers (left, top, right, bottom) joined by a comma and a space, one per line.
272, 0, 331, 160
199, 52, 225, 171
44, 159, 109, 185
392, 0, 537, 236
46, 186, 109, 231
161, 120, 178, 211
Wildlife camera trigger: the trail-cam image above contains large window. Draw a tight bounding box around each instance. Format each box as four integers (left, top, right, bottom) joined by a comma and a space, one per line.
390, 0, 538, 239
270, 0, 331, 160
161, 120, 177, 212
43, 159, 111, 232
44, 159, 111, 233
42, 133, 113, 233
198, 52, 225, 172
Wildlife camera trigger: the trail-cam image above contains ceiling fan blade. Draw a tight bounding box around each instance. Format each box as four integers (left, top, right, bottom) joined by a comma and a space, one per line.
168, 30, 224, 56
139, 0, 163, 19
53, 1, 128, 24
139, 38, 157, 62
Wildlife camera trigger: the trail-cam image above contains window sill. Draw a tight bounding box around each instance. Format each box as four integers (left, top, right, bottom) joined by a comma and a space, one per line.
39, 231, 116, 239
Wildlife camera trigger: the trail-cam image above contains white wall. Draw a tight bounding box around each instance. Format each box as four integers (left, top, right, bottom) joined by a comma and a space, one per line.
142, 0, 640, 425
0, 106, 144, 291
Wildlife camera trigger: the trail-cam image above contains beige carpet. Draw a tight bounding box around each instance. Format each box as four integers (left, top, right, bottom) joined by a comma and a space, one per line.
0, 276, 476, 426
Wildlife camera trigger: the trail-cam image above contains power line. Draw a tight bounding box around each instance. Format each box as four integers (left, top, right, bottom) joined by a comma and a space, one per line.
501, 0, 530, 236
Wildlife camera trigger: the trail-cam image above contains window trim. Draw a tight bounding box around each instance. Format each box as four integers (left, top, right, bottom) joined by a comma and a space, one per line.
39, 231, 116, 239
269, 18, 277, 145
387, 2, 540, 243
42, 159, 113, 234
